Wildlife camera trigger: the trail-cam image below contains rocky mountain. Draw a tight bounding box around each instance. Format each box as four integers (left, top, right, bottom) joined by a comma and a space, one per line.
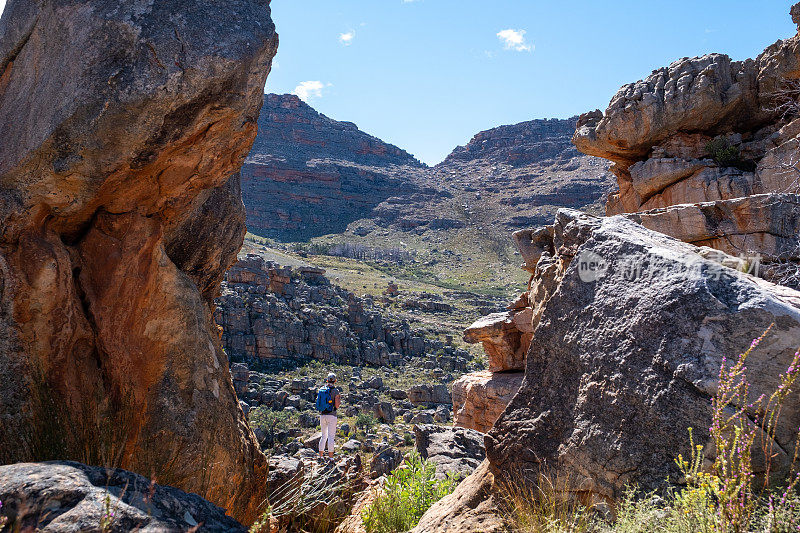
242, 94, 428, 240
432, 117, 613, 229
241, 97, 615, 234
241, 96, 614, 294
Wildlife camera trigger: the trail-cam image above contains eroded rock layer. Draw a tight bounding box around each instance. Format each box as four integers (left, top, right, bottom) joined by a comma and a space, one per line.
0, 0, 277, 522
573, 14, 800, 268
242, 94, 427, 240
451, 370, 523, 434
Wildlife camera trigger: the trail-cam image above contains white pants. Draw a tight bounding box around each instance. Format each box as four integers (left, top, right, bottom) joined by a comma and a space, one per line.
319, 414, 337, 453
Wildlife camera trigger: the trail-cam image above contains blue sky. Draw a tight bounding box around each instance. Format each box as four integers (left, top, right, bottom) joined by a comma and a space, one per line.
0, 1, 795, 164
267, 1, 797, 164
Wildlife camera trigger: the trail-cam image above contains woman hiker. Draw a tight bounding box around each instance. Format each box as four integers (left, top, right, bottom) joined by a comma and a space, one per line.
315, 372, 341, 460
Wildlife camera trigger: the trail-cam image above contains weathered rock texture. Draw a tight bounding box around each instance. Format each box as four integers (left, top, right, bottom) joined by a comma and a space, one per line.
242, 94, 426, 240
573, 11, 800, 267
486, 210, 800, 503
456, 295, 532, 434
414, 424, 485, 480
215, 253, 471, 366
0, 461, 247, 532
451, 370, 524, 434
0, 0, 277, 522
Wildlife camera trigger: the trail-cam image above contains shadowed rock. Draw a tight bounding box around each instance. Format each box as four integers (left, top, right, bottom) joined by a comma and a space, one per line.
0, 462, 247, 532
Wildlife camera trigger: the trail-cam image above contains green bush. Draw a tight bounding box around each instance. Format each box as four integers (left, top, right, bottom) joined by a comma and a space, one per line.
362, 451, 457, 533
705, 137, 756, 171
249, 406, 294, 442
355, 412, 378, 433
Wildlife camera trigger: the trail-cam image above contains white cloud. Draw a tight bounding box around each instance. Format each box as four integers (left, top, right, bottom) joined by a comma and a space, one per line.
497, 29, 533, 52
292, 81, 330, 102
339, 30, 356, 46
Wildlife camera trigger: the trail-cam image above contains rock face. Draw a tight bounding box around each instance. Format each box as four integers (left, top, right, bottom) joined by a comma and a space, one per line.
0, 0, 277, 522
215, 253, 471, 366
0, 462, 247, 532
573, 12, 800, 269
486, 210, 800, 503
451, 371, 524, 434
242, 94, 426, 240
413, 424, 485, 480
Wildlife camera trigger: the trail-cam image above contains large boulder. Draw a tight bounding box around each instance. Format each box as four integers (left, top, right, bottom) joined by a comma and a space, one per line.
0, 0, 278, 522
414, 424, 485, 480
451, 370, 524, 434
407, 383, 451, 406
370, 446, 403, 479
0, 461, 247, 532
486, 210, 800, 503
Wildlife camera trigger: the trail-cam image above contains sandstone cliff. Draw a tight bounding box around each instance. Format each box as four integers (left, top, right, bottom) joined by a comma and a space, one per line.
215, 253, 469, 366
0, 0, 277, 523
242, 94, 427, 240
573, 14, 800, 278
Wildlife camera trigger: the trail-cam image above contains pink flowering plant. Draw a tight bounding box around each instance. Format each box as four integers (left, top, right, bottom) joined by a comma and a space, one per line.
675, 325, 800, 532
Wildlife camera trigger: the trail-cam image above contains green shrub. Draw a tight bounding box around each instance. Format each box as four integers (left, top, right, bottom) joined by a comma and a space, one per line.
250, 406, 294, 442
361, 451, 457, 533
705, 137, 756, 171
355, 412, 378, 433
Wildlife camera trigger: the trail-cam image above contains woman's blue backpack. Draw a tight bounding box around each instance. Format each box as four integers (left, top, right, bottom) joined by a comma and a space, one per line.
316, 385, 334, 414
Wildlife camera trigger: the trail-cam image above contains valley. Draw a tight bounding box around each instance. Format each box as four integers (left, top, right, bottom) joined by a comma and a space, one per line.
3, 2, 800, 533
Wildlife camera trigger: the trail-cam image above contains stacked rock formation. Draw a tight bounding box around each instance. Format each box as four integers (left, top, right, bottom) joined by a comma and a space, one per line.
451, 301, 531, 433
242, 94, 427, 240
216, 253, 472, 366
573, 13, 800, 282
0, 0, 277, 523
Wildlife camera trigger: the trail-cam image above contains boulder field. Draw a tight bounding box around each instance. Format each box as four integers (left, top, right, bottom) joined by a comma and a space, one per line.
0, 0, 277, 523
